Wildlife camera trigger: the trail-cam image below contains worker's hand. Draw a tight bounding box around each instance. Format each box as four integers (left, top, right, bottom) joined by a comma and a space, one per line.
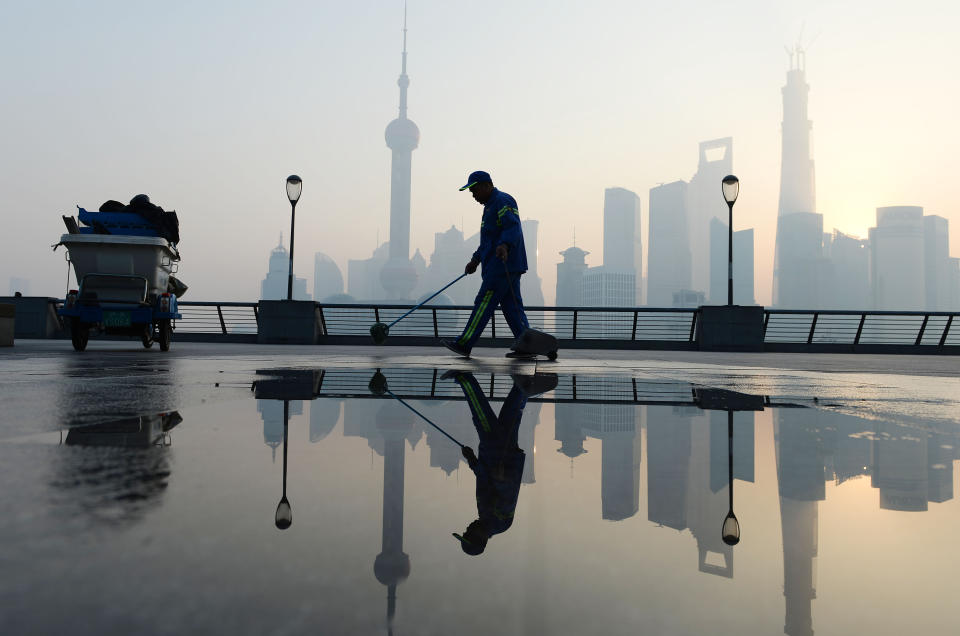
462, 446, 478, 467
465, 259, 479, 275
496, 244, 509, 262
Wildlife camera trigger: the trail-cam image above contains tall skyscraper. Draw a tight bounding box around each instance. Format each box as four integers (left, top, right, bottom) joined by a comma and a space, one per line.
380, 12, 420, 300
602, 188, 642, 301
520, 219, 545, 306
647, 181, 691, 307
773, 47, 823, 308
869, 206, 925, 310
687, 138, 733, 295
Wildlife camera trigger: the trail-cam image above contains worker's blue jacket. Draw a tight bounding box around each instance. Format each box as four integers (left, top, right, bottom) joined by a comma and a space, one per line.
471, 189, 528, 280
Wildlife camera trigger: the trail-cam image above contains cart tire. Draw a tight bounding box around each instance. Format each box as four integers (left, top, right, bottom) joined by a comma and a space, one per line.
71, 318, 89, 352
547, 350, 558, 361
158, 320, 172, 352
141, 327, 154, 349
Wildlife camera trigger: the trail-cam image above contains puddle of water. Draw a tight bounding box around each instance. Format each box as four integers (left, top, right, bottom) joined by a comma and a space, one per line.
1, 368, 958, 635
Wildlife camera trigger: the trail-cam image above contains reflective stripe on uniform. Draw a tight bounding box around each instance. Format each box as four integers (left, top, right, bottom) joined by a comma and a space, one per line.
459, 290, 493, 345
495, 206, 518, 226
460, 378, 491, 432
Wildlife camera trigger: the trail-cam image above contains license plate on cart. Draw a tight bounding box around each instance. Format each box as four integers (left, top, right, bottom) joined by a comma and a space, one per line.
103, 311, 131, 327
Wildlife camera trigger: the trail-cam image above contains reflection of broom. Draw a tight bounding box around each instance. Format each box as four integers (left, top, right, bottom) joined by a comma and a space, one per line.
368, 371, 466, 448
369, 273, 467, 344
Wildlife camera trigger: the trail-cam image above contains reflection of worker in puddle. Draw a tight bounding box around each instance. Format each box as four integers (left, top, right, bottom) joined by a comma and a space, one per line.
448, 372, 530, 556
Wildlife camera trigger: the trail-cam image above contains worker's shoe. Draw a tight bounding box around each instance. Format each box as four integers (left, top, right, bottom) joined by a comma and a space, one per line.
441, 340, 471, 358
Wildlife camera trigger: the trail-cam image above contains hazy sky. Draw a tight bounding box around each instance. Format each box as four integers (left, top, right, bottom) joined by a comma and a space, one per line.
2, 0, 957, 304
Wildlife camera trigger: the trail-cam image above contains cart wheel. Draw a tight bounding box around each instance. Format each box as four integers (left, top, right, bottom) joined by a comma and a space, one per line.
70, 318, 89, 352
158, 320, 172, 352
141, 326, 154, 349
547, 350, 558, 361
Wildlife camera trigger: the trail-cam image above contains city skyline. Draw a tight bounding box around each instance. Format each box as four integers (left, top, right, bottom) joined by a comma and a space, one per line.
2, 1, 957, 306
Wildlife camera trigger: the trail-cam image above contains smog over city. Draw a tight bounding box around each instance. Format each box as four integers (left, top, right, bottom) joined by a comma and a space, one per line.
1, 0, 957, 309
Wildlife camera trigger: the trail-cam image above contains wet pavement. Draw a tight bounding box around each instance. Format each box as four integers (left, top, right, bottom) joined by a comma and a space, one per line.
1, 341, 959, 635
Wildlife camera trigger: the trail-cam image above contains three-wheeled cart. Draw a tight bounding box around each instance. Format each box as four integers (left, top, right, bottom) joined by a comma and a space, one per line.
58, 234, 182, 351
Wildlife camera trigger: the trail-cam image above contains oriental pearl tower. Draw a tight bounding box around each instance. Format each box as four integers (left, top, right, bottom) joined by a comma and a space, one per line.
380, 9, 420, 300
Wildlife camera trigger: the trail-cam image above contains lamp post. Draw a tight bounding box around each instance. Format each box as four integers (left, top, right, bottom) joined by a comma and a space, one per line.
285, 175, 303, 300
721, 175, 739, 306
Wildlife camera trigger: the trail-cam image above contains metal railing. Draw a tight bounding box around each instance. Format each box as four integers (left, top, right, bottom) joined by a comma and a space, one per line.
54, 299, 959, 352
763, 309, 959, 349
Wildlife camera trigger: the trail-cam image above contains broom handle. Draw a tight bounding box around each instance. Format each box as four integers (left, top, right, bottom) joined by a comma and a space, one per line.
387, 272, 468, 328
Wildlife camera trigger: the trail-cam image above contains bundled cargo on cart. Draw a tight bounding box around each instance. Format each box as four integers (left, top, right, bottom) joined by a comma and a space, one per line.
55, 194, 186, 352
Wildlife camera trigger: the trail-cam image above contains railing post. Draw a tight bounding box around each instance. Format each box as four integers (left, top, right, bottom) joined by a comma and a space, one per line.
491, 312, 496, 339
253, 304, 259, 326
854, 313, 866, 345
631, 310, 638, 341
374, 307, 380, 324
217, 305, 227, 335
807, 313, 819, 344
432, 308, 438, 338
939, 315, 954, 347
572, 310, 578, 340
915, 315, 929, 346
632, 377, 638, 402
430, 368, 437, 397
688, 311, 698, 343
318, 306, 327, 336
762, 311, 770, 338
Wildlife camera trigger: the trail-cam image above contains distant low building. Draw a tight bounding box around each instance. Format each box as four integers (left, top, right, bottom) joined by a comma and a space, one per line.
313, 252, 344, 303
261, 239, 309, 300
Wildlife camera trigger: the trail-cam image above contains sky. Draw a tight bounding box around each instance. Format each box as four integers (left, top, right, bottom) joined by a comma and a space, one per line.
1, 0, 957, 304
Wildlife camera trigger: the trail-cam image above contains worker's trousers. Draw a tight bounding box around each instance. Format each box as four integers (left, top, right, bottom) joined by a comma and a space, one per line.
456, 274, 529, 351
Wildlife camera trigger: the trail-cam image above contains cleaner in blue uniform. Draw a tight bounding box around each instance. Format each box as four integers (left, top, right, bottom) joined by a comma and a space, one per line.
441, 170, 529, 358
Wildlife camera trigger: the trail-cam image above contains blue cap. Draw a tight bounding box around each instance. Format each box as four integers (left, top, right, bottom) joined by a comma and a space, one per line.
459, 170, 491, 191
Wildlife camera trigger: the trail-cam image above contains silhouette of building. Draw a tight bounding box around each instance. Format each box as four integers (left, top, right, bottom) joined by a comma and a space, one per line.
687, 137, 733, 296
312, 253, 344, 303
348, 241, 390, 301
773, 47, 823, 308
556, 246, 590, 306
520, 219, 545, 307
258, 398, 303, 461
603, 187, 642, 302
708, 219, 755, 305
379, 16, 419, 301
647, 181, 691, 306
869, 206, 925, 310
261, 238, 309, 300
581, 268, 636, 307
821, 231, 870, 310
924, 215, 952, 311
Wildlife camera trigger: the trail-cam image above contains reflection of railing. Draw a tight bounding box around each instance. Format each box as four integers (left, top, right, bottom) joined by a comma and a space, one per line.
94, 301, 960, 352
311, 367, 793, 407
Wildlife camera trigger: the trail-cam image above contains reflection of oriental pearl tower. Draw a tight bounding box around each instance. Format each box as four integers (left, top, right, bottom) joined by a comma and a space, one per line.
380, 10, 420, 300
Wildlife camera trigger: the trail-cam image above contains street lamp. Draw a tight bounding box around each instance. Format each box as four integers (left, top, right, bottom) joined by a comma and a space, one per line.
285, 175, 303, 301
721, 175, 739, 306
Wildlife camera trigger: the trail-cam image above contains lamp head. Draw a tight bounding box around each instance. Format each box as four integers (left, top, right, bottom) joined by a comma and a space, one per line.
721, 175, 739, 206
286, 175, 302, 204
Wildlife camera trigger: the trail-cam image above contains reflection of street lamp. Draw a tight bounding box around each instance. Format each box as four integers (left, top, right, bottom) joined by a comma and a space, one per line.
285, 175, 303, 301
722, 409, 740, 545
721, 175, 739, 306
275, 399, 293, 530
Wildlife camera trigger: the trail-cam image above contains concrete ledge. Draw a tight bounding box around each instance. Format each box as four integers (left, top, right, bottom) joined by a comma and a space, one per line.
696, 305, 764, 352
257, 300, 321, 345
0, 303, 14, 346
0, 297, 65, 339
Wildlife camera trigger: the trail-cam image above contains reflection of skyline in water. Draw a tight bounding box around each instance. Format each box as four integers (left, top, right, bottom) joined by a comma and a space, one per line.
29, 366, 960, 635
